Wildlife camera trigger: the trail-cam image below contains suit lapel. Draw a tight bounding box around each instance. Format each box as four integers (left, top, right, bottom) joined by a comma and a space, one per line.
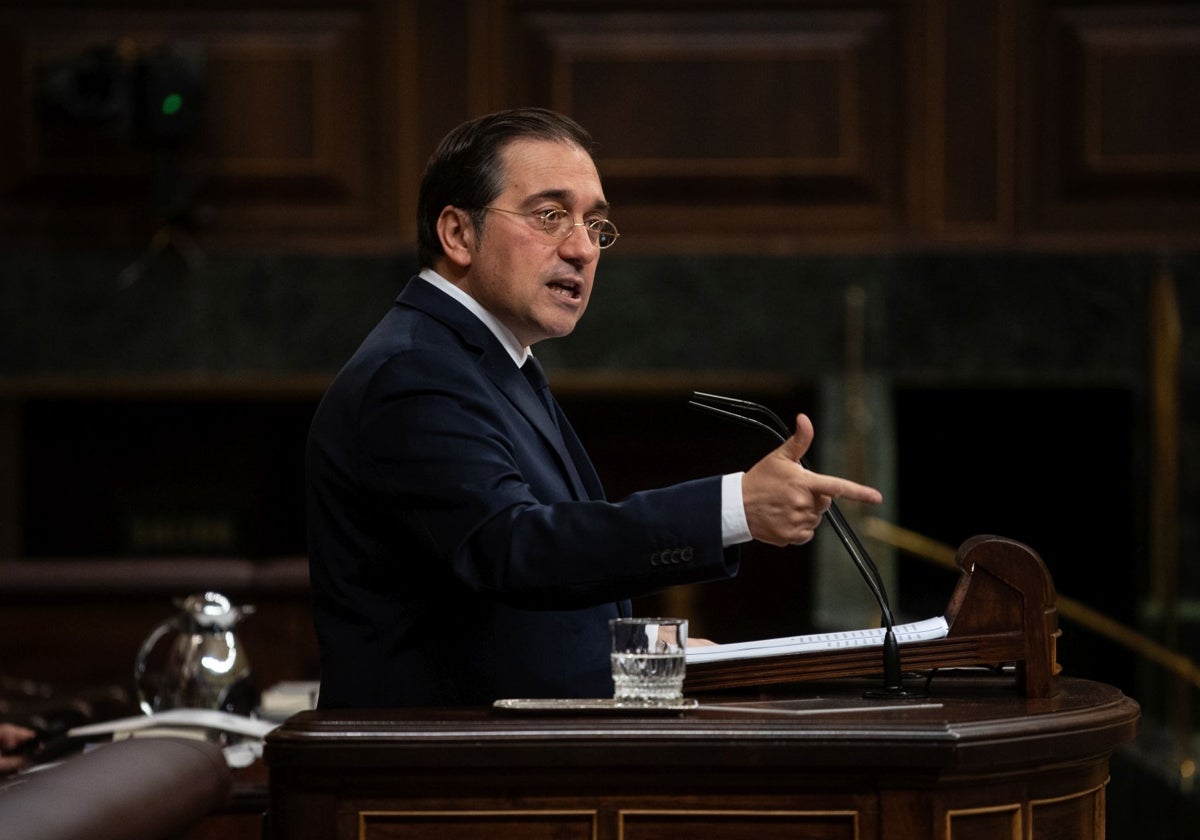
483, 351, 591, 500
398, 277, 594, 500
555, 406, 605, 500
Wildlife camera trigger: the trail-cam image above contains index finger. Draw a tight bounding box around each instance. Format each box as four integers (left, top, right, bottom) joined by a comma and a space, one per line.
802, 471, 883, 505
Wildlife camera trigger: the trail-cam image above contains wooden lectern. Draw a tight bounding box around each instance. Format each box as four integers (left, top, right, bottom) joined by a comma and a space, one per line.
686, 534, 1062, 697
264, 536, 1138, 840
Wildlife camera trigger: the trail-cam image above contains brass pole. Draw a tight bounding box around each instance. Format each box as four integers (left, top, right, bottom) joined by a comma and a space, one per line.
1149, 258, 1191, 791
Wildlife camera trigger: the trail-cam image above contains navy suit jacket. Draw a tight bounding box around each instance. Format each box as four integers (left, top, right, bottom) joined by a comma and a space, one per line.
306, 277, 739, 707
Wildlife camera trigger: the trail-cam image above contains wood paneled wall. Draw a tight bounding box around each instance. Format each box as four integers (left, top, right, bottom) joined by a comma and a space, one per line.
0, 0, 1197, 253
0, 0, 416, 250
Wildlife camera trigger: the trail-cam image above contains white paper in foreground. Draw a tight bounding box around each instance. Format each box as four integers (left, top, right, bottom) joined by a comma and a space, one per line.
67, 708, 278, 740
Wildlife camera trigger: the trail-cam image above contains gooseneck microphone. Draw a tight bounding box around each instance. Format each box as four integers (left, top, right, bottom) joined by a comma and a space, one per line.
688, 392, 922, 699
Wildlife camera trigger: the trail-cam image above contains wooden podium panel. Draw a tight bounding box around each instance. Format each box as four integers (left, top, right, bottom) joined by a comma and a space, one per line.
264, 675, 1138, 840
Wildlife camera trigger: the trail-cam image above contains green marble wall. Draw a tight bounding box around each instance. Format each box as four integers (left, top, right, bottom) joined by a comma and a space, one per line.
2, 247, 1197, 723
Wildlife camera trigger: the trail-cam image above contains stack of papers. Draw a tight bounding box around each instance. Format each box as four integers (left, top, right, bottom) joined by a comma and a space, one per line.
66, 708, 280, 769
67, 708, 279, 740
685, 616, 949, 664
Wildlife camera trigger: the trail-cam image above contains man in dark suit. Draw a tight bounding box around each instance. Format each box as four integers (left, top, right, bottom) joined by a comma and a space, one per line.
306, 108, 882, 708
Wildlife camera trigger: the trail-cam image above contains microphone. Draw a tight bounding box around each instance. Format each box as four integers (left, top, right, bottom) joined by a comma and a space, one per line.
689, 392, 922, 699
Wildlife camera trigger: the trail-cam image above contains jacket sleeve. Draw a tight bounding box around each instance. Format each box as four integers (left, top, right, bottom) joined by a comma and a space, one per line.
352, 345, 740, 609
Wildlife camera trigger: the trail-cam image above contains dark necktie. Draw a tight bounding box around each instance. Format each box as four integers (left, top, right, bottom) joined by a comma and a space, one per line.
522, 356, 588, 497
520, 356, 622, 615
521, 356, 559, 429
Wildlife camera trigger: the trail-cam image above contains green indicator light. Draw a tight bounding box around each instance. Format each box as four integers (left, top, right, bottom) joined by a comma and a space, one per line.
161, 93, 183, 116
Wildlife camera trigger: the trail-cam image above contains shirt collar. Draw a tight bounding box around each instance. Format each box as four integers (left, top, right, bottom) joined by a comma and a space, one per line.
419, 268, 531, 367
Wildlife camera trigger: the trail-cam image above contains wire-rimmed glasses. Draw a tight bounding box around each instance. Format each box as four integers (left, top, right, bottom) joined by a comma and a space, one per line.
479, 206, 620, 249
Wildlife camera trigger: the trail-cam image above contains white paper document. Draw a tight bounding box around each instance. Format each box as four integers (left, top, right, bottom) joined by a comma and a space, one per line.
67, 708, 279, 740
685, 616, 950, 664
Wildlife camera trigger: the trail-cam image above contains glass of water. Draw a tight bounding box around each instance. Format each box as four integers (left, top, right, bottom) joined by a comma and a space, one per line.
610, 617, 687, 704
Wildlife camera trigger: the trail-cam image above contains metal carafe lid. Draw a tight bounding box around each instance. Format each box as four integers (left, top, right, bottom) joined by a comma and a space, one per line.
176, 591, 254, 629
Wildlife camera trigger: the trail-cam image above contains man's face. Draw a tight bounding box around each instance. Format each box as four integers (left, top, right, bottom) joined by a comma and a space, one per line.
459, 139, 608, 348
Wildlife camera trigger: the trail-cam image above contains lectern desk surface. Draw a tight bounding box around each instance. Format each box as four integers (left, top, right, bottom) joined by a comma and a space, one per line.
264, 674, 1138, 840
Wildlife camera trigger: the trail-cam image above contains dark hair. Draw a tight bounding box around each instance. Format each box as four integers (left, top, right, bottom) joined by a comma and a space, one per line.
416, 108, 596, 268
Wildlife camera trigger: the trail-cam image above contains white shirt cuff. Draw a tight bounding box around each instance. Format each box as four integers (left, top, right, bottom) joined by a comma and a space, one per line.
720, 472, 752, 547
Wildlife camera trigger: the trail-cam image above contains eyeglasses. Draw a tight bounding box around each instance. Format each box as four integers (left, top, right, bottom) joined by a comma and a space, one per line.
479, 206, 620, 249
